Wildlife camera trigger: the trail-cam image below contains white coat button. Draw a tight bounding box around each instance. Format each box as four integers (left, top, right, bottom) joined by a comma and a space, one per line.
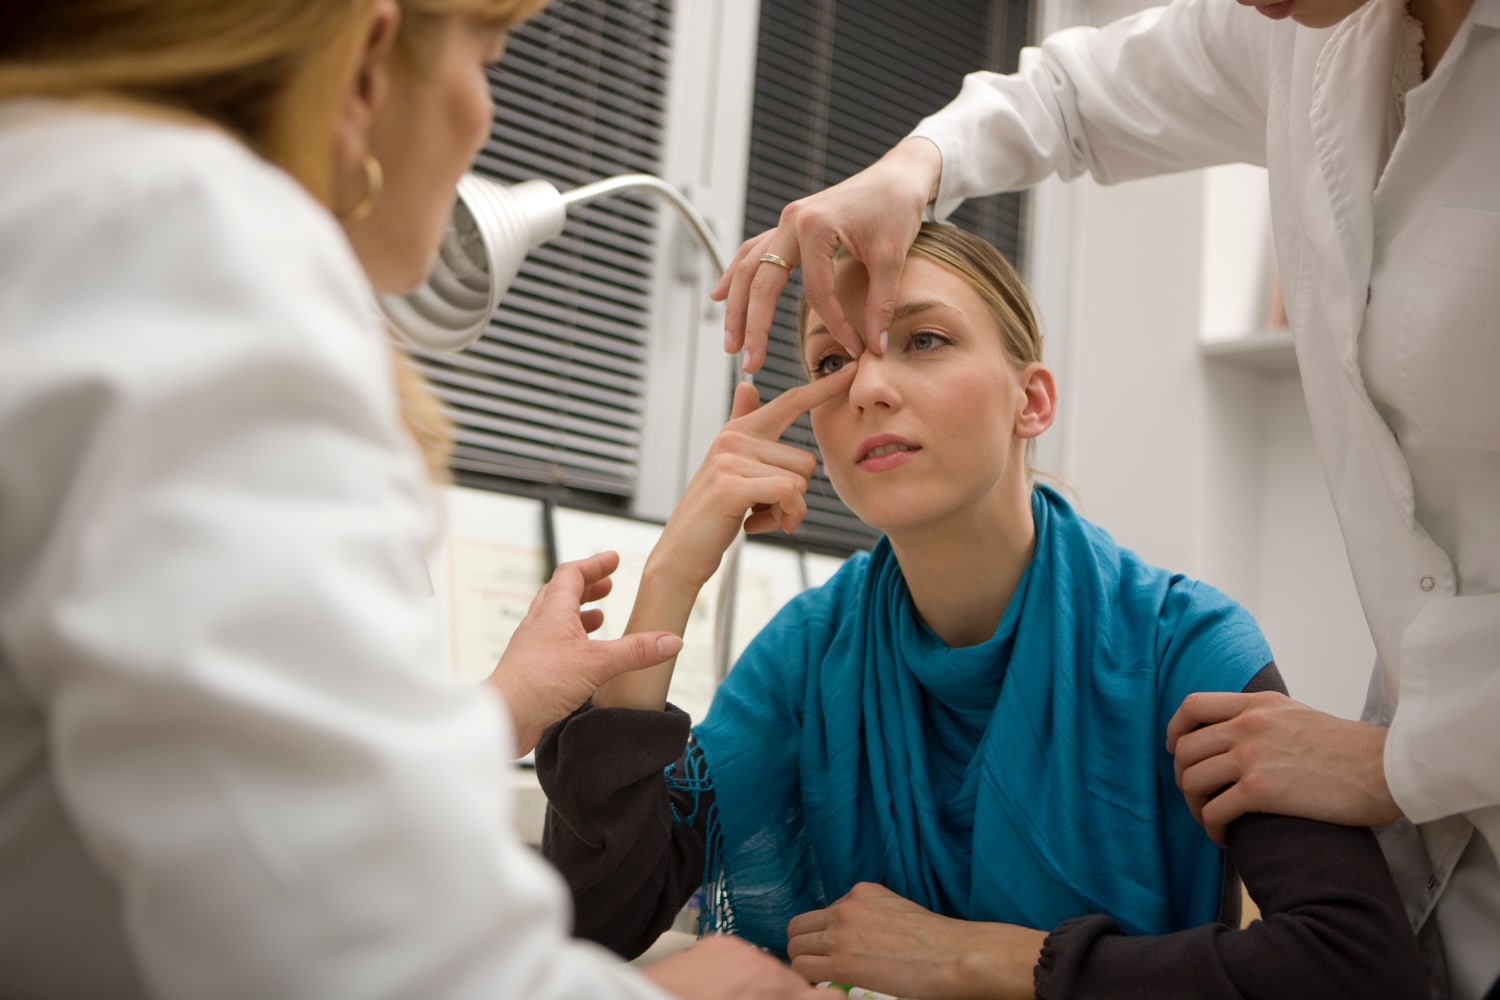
1420, 575, 1436, 592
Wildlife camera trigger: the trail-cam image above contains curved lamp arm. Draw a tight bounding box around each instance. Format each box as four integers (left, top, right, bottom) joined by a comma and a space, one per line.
379, 172, 728, 354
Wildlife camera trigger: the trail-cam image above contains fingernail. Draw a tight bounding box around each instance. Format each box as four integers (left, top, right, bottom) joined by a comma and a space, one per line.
878, 330, 888, 353
723, 330, 735, 352
657, 635, 684, 658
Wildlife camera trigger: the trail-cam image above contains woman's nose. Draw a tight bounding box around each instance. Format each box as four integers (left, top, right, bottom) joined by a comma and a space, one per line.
847, 354, 899, 412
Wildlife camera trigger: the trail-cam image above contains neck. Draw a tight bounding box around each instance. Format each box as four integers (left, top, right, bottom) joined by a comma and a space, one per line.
1409, 0, 1476, 75
886, 485, 1037, 648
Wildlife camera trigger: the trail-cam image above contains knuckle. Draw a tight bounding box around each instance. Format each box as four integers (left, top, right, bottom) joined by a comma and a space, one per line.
1240, 710, 1274, 737
1238, 770, 1273, 802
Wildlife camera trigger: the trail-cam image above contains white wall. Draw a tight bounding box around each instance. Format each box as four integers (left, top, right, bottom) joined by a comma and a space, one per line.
1033, 0, 1375, 719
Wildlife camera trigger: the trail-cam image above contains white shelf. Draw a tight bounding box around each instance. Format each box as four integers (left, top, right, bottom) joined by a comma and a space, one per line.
1200, 328, 1297, 375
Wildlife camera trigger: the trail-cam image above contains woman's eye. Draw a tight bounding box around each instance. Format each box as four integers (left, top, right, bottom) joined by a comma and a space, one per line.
812, 353, 850, 378
909, 331, 949, 352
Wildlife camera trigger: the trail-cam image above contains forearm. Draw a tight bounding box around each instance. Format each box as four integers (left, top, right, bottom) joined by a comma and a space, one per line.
912, 0, 1273, 218
1034, 814, 1426, 999
537, 702, 708, 959
590, 559, 701, 710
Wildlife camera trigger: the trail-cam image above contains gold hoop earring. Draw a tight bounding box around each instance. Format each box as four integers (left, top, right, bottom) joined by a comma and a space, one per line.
342, 154, 383, 224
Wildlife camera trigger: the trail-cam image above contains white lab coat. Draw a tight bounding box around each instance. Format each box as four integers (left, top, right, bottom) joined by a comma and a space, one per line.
0, 103, 669, 1000
910, 0, 1500, 994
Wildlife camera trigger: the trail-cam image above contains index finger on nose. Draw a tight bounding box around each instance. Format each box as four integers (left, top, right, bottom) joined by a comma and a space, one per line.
739, 362, 857, 442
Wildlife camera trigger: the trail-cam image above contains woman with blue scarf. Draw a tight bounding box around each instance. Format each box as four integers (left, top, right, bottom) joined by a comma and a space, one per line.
538, 224, 1424, 998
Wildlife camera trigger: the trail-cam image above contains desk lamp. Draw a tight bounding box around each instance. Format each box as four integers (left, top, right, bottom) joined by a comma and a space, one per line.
379, 173, 746, 682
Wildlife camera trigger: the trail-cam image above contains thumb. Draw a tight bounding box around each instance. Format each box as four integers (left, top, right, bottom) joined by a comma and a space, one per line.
862, 256, 902, 356
588, 630, 684, 682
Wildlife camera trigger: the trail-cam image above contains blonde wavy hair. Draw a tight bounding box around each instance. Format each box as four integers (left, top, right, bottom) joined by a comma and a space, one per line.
0, 0, 548, 478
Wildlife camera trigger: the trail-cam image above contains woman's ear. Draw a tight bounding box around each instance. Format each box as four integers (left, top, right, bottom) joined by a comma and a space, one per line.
1015, 362, 1057, 440
332, 0, 401, 176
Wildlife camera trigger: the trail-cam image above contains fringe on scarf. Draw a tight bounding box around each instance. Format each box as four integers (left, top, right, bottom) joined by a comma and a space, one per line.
665, 739, 734, 937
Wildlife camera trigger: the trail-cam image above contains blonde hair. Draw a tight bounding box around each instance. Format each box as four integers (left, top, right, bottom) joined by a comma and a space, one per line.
0, 0, 548, 480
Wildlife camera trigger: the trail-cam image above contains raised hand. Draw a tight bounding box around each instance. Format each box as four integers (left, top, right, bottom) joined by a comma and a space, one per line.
485, 551, 683, 756
643, 934, 822, 1000
651, 363, 858, 592
711, 137, 942, 374
785, 882, 1044, 1000
1166, 690, 1402, 845
591, 363, 857, 713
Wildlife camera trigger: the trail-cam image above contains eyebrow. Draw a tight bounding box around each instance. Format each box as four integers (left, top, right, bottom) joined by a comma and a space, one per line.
804, 300, 950, 344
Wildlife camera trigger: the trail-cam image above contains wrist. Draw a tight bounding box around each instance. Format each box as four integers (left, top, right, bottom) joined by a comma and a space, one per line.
641, 539, 721, 599
1365, 724, 1404, 824
951, 924, 1044, 1000
886, 136, 944, 206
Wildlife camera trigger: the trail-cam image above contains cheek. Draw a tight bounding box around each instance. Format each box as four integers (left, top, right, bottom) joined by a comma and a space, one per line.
809, 408, 861, 509
458, 75, 493, 159
809, 403, 837, 453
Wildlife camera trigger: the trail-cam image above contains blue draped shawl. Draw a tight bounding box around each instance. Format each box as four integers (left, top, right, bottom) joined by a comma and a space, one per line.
685, 486, 1270, 952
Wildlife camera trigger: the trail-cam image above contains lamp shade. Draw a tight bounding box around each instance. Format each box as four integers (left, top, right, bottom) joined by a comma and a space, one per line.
379, 174, 567, 353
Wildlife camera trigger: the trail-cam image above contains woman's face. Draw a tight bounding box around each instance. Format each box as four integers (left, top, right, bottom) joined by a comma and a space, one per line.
803, 255, 1044, 537
350, 15, 507, 293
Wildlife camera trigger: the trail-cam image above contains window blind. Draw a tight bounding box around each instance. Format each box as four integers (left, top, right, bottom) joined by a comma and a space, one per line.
744, 0, 1031, 553
409, 0, 674, 501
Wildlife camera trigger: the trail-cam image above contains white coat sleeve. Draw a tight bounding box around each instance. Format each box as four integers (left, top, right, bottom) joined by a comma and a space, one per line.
4, 134, 669, 1000
909, 0, 1278, 219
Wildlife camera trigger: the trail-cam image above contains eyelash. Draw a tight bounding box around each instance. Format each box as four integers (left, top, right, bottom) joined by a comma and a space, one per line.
807, 329, 952, 378
908, 330, 950, 352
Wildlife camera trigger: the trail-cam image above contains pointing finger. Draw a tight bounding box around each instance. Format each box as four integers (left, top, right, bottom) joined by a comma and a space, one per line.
739, 361, 856, 441
727, 379, 762, 422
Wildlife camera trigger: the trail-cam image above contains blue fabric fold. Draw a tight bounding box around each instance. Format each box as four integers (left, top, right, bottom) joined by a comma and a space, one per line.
686, 485, 1270, 953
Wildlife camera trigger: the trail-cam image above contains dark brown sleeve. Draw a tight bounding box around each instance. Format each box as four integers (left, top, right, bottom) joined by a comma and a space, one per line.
1033, 663, 1427, 1000
534, 702, 708, 960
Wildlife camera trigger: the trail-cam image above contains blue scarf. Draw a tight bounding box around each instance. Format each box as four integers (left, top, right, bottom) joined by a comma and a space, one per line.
686, 486, 1270, 953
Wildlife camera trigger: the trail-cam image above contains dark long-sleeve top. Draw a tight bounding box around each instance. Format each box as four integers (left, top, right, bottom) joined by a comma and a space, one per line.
538, 664, 1426, 999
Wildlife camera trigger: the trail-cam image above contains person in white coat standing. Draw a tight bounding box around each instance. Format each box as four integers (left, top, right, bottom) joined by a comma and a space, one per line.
0, 2, 824, 999
715, 0, 1499, 995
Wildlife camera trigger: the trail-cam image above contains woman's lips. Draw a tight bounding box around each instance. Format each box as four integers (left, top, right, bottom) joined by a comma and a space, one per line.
856, 441, 921, 472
